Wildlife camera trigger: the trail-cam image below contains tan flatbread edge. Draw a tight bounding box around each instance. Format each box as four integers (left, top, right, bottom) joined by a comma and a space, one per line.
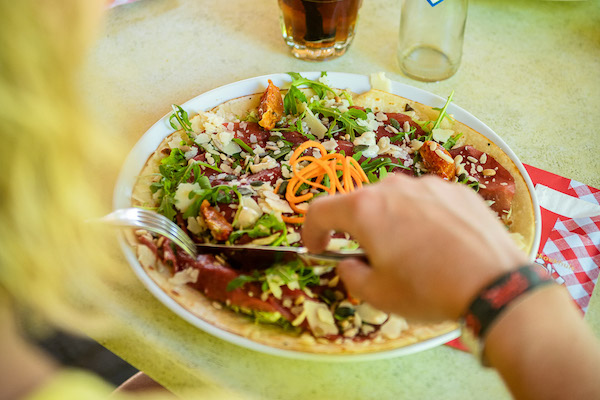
130, 88, 536, 354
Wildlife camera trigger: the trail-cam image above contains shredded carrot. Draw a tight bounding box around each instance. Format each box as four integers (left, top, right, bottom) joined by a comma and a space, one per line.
277, 140, 369, 223
281, 215, 305, 224
347, 293, 361, 305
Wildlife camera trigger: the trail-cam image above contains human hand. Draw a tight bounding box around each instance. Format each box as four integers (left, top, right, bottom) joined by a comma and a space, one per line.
302, 173, 528, 321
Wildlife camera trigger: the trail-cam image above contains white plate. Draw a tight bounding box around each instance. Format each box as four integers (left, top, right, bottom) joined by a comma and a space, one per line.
114, 72, 541, 361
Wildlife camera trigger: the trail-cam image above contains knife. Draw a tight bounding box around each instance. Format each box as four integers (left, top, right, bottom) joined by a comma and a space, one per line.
195, 243, 367, 266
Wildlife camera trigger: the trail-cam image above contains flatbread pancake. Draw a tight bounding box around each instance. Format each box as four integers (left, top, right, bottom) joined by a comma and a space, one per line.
127, 74, 534, 354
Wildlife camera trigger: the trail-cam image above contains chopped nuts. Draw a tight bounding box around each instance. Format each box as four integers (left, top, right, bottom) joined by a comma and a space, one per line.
361, 324, 376, 335
343, 328, 359, 338
291, 309, 307, 327
317, 308, 333, 323
456, 163, 466, 176
482, 169, 497, 176
215, 254, 227, 265
435, 148, 454, 164
328, 275, 340, 287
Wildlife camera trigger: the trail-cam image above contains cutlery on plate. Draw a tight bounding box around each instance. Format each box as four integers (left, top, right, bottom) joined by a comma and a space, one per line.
98, 208, 366, 264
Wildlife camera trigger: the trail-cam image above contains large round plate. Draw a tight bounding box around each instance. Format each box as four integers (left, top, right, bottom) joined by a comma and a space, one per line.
114, 72, 541, 361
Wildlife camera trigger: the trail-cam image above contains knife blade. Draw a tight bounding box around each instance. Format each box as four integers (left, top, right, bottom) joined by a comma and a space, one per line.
195, 243, 367, 267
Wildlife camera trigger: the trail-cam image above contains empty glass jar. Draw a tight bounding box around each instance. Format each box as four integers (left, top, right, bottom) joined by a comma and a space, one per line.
397, 0, 468, 82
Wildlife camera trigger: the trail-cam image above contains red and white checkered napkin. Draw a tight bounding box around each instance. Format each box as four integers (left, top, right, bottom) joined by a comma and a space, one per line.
538, 216, 600, 312
446, 165, 600, 351
532, 168, 600, 314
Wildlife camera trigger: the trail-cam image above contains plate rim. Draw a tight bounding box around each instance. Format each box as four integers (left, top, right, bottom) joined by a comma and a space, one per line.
113, 71, 541, 361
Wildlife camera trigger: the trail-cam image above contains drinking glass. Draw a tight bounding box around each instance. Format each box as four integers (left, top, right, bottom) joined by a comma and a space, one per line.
278, 0, 362, 61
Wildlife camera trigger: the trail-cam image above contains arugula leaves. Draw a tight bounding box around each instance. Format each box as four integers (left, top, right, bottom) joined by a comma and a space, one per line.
308, 102, 368, 141
284, 86, 308, 115
228, 213, 288, 244
391, 127, 417, 143
352, 151, 410, 183
226, 259, 320, 300
442, 132, 463, 150
151, 148, 203, 220
278, 73, 370, 141
226, 272, 262, 292
232, 138, 255, 155
456, 170, 480, 192
169, 104, 195, 141
431, 91, 455, 131
183, 184, 243, 225
283, 72, 338, 115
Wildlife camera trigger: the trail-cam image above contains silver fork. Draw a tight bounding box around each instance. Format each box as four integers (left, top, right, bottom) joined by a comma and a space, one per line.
99, 208, 198, 257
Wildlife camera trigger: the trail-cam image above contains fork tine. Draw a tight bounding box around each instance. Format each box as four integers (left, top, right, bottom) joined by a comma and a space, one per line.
135, 216, 191, 244
135, 218, 189, 242
98, 208, 197, 258
132, 209, 192, 238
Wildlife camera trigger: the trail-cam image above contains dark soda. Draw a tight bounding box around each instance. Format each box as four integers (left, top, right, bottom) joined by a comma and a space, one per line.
278, 0, 361, 60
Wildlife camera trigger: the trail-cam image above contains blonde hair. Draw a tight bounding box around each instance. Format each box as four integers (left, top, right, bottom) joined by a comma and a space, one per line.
0, 0, 127, 334
0, 3, 248, 398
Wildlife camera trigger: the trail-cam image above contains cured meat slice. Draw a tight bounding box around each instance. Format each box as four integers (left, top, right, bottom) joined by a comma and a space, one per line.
183, 254, 280, 313
376, 112, 426, 140
231, 121, 269, 147
449, 146, 515, 215
175, 252, 296, 321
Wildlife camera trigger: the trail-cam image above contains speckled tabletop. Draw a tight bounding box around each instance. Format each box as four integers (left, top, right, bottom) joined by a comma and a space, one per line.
81, 0, 600, 398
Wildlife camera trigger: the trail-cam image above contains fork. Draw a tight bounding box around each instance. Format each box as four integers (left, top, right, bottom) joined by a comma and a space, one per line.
99, 208, 198, 257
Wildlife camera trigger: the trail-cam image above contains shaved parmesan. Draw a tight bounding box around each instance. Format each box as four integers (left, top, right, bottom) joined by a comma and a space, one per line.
187, 216, 206, 235
168, 268, 199, 286
355, 303, 388, 325
370, 72, 392, 93
510, 232, 527, 252
301, 106, 328, 139
235, 197, 263, 229
432, 128, 455, 143
322, 138, 338, 152
379, 315, 408, 339
304, 301, 338, 337
174, 182, 201, 213
326, 238, 359, 251
190, 111, 226, 135
137, 245, 156, 269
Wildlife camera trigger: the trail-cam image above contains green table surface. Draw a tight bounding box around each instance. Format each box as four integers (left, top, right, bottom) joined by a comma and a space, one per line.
81, 0, 600, 398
